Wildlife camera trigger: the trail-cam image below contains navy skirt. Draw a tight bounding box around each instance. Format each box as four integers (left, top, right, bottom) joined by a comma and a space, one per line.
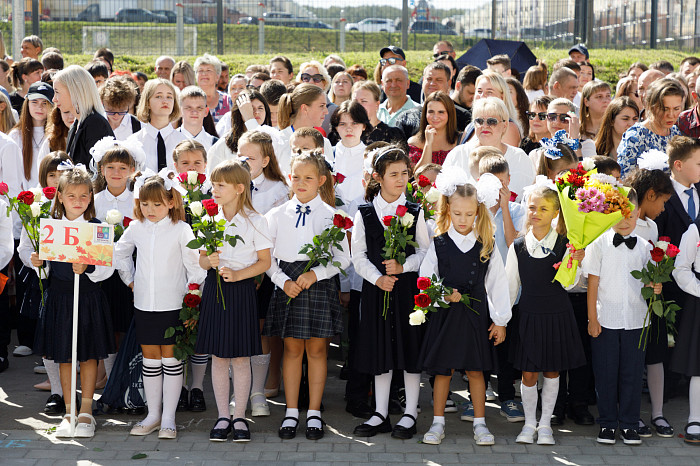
101, 271, 135, 334
134, 309, 180, 346
195, 270, 262, 358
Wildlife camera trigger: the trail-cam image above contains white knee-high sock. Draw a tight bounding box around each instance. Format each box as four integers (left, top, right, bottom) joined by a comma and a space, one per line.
189, 354, 208, 391
539, 376, 560, 429
250, 353, 271, 405
397, 371, 421, 428
521, 382, 538, 428
211, 357, 231, 430
141, 357, 163, 425
161, 357, 184, 430
647, 363, 667, 422
44, 358, 62, 397
104, 353, 117, 380
365, 371, 392, 426
231, 357, 251, 430
688, 376, 700, 435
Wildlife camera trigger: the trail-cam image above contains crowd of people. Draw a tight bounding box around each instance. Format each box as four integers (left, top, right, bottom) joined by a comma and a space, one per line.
2, 35, 700, 449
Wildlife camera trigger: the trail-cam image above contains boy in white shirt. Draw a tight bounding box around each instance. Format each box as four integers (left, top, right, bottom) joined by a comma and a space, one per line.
585, 190, 659, 446
177, 86, 218, 151
100, 77, 140, 141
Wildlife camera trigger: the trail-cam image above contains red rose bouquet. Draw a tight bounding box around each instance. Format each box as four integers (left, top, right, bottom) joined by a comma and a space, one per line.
631, 237, 681, 349
406, 179, 439, 221
164, 283, 202, 361
380, 205, 419, 317
286, 210, 353, 304
186, 199, 243, 309
177, 171, 209, 202
408, 274, 479, 325
0, 184, 55, 304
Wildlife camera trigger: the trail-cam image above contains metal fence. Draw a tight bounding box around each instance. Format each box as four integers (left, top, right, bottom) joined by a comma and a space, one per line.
1, 0, 699, 57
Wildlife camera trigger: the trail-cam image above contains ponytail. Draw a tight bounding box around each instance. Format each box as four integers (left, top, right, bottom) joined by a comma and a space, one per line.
276, 83, 325, 130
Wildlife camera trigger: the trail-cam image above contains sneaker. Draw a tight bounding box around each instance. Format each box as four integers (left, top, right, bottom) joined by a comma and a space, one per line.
597, 427, 616, 445
485, 381, 496, 401
536, 425, 555, 445
460, 402, 474, 422
619, 428, 642, 445
12, 345, 32, 357
500, 400, 525, 422
515, 424, 536, 444
34, 365, 47, 374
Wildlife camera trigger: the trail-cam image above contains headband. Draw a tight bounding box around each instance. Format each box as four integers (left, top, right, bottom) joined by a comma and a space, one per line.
539, 129, 581, 159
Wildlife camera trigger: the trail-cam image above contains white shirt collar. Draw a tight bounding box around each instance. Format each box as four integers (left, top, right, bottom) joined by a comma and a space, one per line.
145, 122, 174, 139
525, 227, 558, 252
375, 192, 407, 211
447, 225, 476, 250
179, 126, 201, 139
291, 193, 322, 209
118, 113, 131, 129
252, 172, 265, 188
103, 188, 131, 202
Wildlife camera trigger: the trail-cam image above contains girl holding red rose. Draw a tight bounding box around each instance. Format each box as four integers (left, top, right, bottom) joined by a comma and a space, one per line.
331, 100, 369, 207
195, 160, 272, 442
114, 172, 205, 440
351, 145, 430, 440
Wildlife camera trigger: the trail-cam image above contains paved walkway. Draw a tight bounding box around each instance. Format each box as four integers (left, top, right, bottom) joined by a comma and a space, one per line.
1, 338, 699, 465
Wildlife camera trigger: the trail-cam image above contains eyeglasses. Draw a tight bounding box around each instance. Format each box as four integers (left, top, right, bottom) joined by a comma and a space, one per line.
379, 57, 402, 66
301, 73, 324, 83
246, 84, 260, 90
474, 117, 504, 127
432, 52, 450, 58
547, 113, 570, 123
526, 111, 547, 121
105, 111, 128, 116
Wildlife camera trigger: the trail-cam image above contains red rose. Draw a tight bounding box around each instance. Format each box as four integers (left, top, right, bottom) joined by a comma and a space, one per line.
188, 283, 200, 290
183, 293, 201, 308
382, 215, 394, 226
658, 236, 671, 243
395, 205, 408, 217
553, 261, 561, 270
0, 182, 8, 195
417, 175, 431, 188
123, 216, 132, 227
666, 244, 680, 258
509, 191, 518, 202
343, 217, 354, 229
42, 187, 56, 200
414, 293, 431, 308
335, 173, 346, 184
197, 173, 206, 184
202, 199, 219, 217
333, 213, 345, 228
177, 172, 188, 183
651, 247, 665, 263
17, 191, 34, 205
416, 277, 431, 290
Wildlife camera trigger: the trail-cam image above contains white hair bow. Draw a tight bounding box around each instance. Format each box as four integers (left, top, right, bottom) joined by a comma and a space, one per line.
637, 149, 669, 171
133, 168, 156, 199
89, 136, 147, 172
475, 173, 502, 209
435, 166, 471, 197
57, 160, 88, 173
363, 153, 375, 175
158, 167, 187, 197
522, 175, 557, 201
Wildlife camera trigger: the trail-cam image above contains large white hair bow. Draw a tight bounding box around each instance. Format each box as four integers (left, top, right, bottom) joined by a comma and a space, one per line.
435, 166, 471, 197
475, 173, 502, 209
637, 149, 669, 171
57, 160, 88, 173
89, 136, 147, 171
522, 175, 557, 201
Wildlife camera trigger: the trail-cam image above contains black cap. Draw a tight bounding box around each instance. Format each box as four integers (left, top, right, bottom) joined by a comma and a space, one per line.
379, 46, 406, 60
26, 82, 54, 102
568, 44, 589, 60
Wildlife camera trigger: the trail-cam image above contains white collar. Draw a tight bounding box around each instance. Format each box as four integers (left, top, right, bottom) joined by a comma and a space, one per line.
375, 192, 407, 211
179, 126, 201, 139
291, 193, 322, 209
118, 113, 132, 128
145, 122, 174, 139
64, 214, 86, 222
103, 188, 131, 202
447, 225, 476, 248
526, 227, 558, 249
252, 172, 266, 188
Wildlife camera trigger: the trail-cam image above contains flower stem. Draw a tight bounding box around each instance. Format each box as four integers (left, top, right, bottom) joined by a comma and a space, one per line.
215, 267, 225, 310
285, 260, 313, 305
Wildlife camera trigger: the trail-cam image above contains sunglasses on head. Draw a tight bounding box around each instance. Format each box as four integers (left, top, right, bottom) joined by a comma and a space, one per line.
301, 73, 324, 83
526, 111, 547, 121
474, 117, 504, 127
379, 57, 402, 66
547, 113, 570, 123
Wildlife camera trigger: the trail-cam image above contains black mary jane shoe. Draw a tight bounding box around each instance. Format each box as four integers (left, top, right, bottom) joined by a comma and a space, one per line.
305, 415, 325, 440
44, 394, 66, 415
189, 388, 206, 412
684, 422, 700, 445
278, 416, 299, 439
353, 412, 392, 437
651, 416, 674, 438
209, 417, 232, 442
391, 414, 417, 440
232, 418, 251, 442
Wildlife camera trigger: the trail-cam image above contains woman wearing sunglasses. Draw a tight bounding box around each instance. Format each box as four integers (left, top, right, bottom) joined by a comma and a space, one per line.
519, 95, 553, 155
545, 98, 581, 157
594, 97, 640, 158
616, 77, 644, 116
295, 61, 335, 135
444, 97, 535, 199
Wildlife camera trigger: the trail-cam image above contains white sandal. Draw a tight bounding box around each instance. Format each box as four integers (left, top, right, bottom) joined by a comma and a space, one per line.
74, 414, 96, 438
55, 414, 73, 438
536, 425, 555, 445
250, 392, 270, 417
516, 424, 536, 444
422, 422, 445, 445
473, 425, 495, 446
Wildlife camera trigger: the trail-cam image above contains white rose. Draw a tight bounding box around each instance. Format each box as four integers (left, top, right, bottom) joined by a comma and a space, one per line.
187, 170, 199, 185
400, 212, 415, 228
424, 187, 441, 204
30, 203, 41, 217
189, 289, 202, 297
408, 309, 426, 326
668, 333, 675, 347
30, 187, 43, 200
189, 201, 204, 217
581, 157, 595, 171
334, 209, 349, 218
105, 209, 123, 225
656, 241, 669, 252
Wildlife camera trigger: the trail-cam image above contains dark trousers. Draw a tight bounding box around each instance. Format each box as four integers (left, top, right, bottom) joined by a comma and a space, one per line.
12, 248, 36, 348
0, 264, 10, 359
495, 304, 519, 402
591, 327, 646, 430
557, 292, 595, 409
345, 290, 372, 402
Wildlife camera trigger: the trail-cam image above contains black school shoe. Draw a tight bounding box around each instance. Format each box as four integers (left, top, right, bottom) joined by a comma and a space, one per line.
305, 415, 325, 440
346, 400, 373, 419
550, 407, 565, 426
353, 412, 392, 437
278, 416, 299, 439
44, 394, 66, 415
567, 403, 594, 425
176, 387, 190, 411
391, 414, 417, 440
637, 419, 652, 438
684, 422, 700, 445
651, 416, 674, 438
619, 428, 642, 445
596, 427, 616, 445
232, 418, 251, 442
189, 388, 206, 412
209, 418, 231, 442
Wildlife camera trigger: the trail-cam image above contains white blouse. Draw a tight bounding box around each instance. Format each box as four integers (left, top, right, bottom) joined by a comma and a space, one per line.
420, 227, 511, 327
114, 217, 205, 311
251, 172, 288, 215
351, 192, 430, 287
177, 126, 217, 151
0, 199, 14, 269
8, 127, 45, 191
94, 188, 134, 222
333, 141, 366, 207
127, 122, 187, 172
213, 209, 272, 270
113, 113, 137, 141
673, 223, 700, 298
265, 194, 350, 289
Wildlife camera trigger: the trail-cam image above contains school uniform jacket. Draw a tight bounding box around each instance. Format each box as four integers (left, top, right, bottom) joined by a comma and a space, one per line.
66, 111, 115, 167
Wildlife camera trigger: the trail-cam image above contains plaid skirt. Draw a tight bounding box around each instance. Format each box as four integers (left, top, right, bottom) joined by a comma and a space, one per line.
262, 260, 343, 339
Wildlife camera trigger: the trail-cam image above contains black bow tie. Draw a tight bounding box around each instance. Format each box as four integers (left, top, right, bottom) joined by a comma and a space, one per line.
613, 233, 637, 249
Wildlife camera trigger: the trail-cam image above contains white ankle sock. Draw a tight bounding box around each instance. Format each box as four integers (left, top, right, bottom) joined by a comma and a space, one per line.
141, 358, 163, 425
189, 354, 208, 391
211, 356, 231, 429
282, 408, 299, 428
397, 371, 420, 428
103, 353, 117, 380
366, 371, 392, 426
44, 358, 62, 396
473, 417, 489, 435
161, 357, 184, 430
521, 382, 538, 428
689, 376, 700, 435
539, 376, 560, 429
250, 353, 271, 405
307, 409, 322, 429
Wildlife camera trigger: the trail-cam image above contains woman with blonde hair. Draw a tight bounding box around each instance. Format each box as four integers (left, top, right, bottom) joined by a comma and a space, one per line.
328, 71, 354, 105
296, 61, 335, 134
470, 71, 523, 146
170, 61, 196, 91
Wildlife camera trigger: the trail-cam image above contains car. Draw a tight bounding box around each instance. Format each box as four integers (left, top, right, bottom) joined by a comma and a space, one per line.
152, 10, 197, 24
410, 20, 457, 35
295, 20, 333, 29
345, 18, 395, 33
115, 8, 168, 23
237, 16, 258, 25
8, 11, 50, 21
262, 11, 295, 27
